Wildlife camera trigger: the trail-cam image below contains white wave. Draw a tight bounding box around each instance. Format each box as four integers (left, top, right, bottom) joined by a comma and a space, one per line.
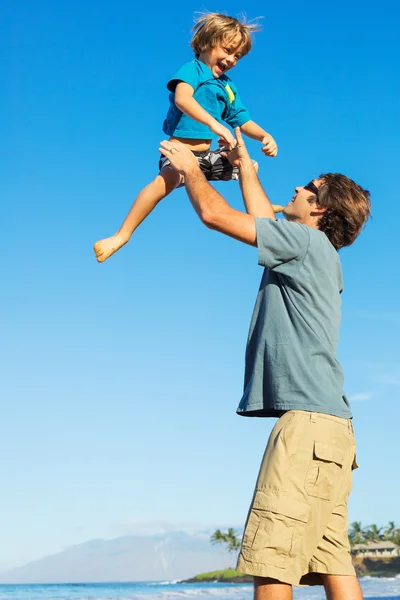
129, 586, 253, 600
1, 579, 399, 600
135, 590, 248, 599
361, 574, 400, 582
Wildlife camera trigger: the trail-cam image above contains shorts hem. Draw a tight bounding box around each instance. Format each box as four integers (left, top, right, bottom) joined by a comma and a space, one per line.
237, 556, 356, 587
308, 560, 356, 577
236, 556, 301, 586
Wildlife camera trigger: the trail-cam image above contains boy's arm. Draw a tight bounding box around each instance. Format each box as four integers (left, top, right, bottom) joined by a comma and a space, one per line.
174, 82, 235, 148
240, 120, 278, 157
240, 120, 269, 141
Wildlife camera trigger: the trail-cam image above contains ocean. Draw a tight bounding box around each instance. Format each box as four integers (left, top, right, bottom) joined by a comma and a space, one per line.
0, 578, 399, 600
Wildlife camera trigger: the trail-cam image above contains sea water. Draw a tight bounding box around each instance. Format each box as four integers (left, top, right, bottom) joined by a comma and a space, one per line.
0, 577, 399, 600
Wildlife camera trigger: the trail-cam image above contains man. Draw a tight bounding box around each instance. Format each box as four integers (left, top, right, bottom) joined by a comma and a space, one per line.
159, 128, 371, 600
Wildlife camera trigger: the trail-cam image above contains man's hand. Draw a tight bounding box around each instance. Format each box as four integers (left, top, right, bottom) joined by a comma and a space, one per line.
222, 127, 252, 168
209, 122, 236, 150
159, 140, 200, 176
261, 134, 278, 157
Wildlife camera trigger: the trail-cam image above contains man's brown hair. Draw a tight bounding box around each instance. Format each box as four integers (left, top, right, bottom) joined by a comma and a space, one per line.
315, 174, 371, 250
190, 13, 261, 59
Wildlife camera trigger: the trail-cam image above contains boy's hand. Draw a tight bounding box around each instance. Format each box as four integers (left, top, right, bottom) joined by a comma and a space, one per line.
261, 134, 278, 157
210, 122, 236, 150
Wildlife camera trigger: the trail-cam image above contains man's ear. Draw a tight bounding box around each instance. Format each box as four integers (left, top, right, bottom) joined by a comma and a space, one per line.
310, 203, 327, 217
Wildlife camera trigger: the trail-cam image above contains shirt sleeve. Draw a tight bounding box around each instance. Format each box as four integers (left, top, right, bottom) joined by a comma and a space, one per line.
167, 61, 204, 93
255, 218, 310, 276
221, 80, 251, 127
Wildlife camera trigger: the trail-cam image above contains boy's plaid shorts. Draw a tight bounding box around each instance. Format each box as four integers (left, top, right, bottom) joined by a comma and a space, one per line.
159, 148, 257, 186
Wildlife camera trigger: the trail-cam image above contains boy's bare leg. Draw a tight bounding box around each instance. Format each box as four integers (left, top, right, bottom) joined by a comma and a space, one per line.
322, 575, 363, 600
94, 167, 182, 262
254, 577, 292, 600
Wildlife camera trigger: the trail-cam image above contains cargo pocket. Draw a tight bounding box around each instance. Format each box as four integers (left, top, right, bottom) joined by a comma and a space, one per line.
305, 441, 344, 501
241, 490, 310, 567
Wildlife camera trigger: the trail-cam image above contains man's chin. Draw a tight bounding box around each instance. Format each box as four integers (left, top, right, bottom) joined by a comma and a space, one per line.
282, 206, 292, 221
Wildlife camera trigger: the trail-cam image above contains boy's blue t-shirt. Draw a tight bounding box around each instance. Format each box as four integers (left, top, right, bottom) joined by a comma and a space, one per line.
237, 218, 352, 419
163, 59, 251, 139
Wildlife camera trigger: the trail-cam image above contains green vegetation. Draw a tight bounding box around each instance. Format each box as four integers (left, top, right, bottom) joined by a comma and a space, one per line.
184, 569, 251, 583
183, 523, 400, 582
209, 522, 400, 552
183, 530, 246, 583
185, 558, 400, 583
349, 521, 400, 545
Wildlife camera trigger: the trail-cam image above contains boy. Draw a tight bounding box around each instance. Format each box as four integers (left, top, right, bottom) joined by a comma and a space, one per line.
94, 13, 278, 262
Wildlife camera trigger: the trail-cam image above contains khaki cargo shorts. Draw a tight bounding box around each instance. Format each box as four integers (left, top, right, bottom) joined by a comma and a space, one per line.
236, 410, 358, 586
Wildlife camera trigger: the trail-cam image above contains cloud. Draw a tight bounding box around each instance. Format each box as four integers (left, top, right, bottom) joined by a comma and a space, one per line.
106, 520, 208, 538
107, 520, 180, 537
348, 392, 373, 402
105, 520, 243, 540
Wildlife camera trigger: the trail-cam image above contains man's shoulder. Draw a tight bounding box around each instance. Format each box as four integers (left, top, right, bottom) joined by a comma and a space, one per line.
257, 218, 311, 240
256, 219, 341, 269
308, 226, 339, 255
276, 221, 336, 252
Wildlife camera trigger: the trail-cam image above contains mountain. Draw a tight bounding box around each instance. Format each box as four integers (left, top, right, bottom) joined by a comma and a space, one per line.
0, 531, 232, 583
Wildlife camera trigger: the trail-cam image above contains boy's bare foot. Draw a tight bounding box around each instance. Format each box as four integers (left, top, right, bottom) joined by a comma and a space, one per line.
93, 233, 128, 262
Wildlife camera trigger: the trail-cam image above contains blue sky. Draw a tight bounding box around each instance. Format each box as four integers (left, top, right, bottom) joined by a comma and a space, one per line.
1, 0, 399, 571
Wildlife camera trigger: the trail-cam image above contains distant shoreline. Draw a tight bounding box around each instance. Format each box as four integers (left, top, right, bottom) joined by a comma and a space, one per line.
183, 558, 400, 584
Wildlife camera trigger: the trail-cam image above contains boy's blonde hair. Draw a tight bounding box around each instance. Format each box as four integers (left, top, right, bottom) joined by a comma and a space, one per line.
190, 12, 261, 59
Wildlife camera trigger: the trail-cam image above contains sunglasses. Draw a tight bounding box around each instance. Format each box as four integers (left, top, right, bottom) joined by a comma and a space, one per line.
304, 181, 319, 198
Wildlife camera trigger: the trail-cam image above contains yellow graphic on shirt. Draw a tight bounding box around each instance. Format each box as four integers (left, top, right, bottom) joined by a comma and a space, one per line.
225, 84, 235, 104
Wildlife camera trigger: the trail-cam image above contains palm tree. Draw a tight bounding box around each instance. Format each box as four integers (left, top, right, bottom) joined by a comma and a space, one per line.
384, 521, 397, 541
363, 524, 384, 542
349, 521, 365, 545
210, 528, 241, 555
210, 529, 225, 545
393, 529, 400, 546
225, 528, 241, 554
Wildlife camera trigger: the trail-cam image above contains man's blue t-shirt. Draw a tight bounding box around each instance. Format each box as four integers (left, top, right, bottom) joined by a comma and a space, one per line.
237, 218, 352, 419
163, 59, 251, 139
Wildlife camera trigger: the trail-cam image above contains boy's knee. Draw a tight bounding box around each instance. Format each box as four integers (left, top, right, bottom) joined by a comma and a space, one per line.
159, 166, 184, 190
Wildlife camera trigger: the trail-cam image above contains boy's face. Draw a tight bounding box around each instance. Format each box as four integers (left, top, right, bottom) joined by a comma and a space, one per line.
199, 34, 244, 78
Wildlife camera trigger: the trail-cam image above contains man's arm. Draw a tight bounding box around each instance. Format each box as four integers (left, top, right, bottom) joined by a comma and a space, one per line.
224, 128, 278, 219
159, 140, 257, 246
184, 168, 257, 246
